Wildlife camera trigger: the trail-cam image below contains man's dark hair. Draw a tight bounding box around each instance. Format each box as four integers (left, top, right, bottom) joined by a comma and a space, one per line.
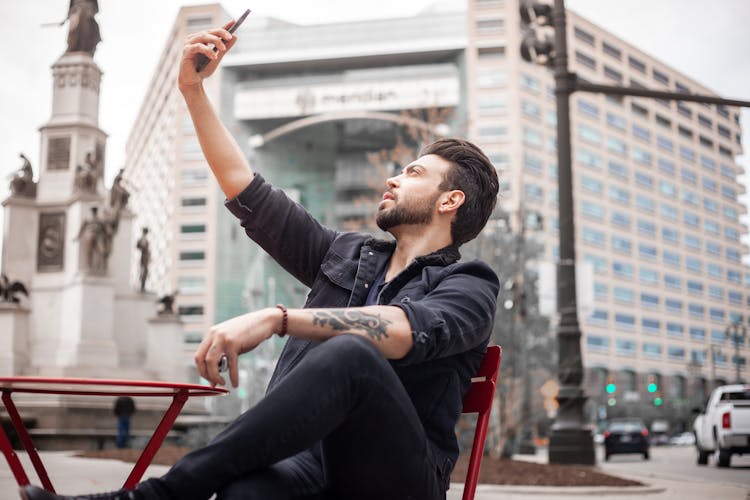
420, 138, 499, 247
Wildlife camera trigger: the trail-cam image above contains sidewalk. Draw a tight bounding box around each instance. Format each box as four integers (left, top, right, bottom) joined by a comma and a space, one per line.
1, 450, 747, 500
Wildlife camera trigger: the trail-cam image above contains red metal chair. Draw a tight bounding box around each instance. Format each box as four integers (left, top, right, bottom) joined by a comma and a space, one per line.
460, 345, 502, 500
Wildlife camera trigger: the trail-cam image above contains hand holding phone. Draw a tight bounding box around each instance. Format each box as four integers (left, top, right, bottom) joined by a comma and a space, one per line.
195, 9, 251, 73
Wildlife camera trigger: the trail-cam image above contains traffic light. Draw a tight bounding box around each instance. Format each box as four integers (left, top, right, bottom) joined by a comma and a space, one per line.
519, 0, 555, 65
606, 382, 617, 394
647, 374, 658, 393
653, 397, 663, 407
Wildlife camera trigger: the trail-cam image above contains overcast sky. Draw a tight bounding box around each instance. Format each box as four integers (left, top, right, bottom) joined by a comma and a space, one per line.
0, 0, 748, 241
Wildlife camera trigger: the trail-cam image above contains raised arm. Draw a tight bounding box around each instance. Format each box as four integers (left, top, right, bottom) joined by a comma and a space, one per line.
178, 21, 253, 199
195, 305, 414, 388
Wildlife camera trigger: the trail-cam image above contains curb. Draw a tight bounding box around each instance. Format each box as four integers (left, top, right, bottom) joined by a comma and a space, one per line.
449, 483, 666, 496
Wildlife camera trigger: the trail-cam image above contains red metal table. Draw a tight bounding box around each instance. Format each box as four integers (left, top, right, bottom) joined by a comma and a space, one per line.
0, 377, 227, 493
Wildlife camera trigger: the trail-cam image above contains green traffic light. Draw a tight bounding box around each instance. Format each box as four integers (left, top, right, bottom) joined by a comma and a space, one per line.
647, 383, 657, 393
653, 397, 663, 406
605, 383, 617, 394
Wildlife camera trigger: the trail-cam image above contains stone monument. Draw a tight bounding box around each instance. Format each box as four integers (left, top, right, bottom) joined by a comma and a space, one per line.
0, 3, 195, 440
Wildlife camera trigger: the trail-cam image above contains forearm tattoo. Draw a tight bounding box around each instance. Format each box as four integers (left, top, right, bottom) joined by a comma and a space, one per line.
312, 309, 392, 341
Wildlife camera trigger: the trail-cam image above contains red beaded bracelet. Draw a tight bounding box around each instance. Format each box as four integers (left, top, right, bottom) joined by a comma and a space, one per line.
276, 304, 288, 337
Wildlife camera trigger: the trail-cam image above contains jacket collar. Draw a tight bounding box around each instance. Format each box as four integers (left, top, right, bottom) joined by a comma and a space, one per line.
363, 237, 461, 267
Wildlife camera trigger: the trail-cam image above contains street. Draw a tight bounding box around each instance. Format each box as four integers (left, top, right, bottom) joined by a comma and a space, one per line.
598, 443, 750, 488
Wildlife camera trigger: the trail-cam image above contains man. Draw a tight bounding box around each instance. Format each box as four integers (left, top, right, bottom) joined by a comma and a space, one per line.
22, 20, 499, 500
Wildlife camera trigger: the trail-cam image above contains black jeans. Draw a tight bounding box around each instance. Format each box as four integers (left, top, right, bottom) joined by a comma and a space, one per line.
139, 335, 444, 500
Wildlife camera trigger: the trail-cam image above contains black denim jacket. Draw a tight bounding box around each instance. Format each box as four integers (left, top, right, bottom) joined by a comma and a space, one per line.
225, 174, 499, 488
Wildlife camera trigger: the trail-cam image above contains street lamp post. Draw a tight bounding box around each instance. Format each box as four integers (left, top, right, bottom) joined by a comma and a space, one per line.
545, 0, 595, 465
519, 0, 750, 466
726, 322, 748, 384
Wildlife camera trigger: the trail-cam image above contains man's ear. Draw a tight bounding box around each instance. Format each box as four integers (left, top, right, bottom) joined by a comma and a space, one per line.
438, 190, 465, 215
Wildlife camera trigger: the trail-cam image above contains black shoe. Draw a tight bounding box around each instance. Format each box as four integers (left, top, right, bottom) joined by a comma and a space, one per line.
19, 485, 140, 500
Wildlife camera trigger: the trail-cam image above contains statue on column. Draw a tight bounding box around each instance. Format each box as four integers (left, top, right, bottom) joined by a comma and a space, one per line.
62, 0, 102, 56
75, 206, 113, 275
109, 168, 130, 213
136, 227, 150, 292
74, 151, 99, 194
9, 153, 37, 198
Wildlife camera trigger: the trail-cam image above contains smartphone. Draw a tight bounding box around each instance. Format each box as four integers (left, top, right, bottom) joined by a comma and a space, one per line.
195, 8, 251, 72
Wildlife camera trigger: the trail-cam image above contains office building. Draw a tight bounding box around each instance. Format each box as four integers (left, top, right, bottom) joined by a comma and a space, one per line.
125, 1, 748, 421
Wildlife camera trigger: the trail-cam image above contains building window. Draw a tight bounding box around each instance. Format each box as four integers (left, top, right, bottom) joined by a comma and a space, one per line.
665, 297, 683, 311
606, 112, 626, 131
522, 127, 542, 147
577, 99, 599, 118
586, 335, 609, 352
667, 346, 685, 361
616, 339, 637, 355
701, 155, 717, 172
476, 18, 505, 35
656, 136, 673, 152
638, 244, 657, 260
635, 172, 653, 189
606, 137, 627, 156
689, 303, 705, 318
687, 279, 703, 294
581, 200, 605, 220
575, 50, 597, 70
639, 267, 658, 285
637, 219, 656, 237
631, 147, 652, 165
178, 276, 206, 294
577, 149, 602, 169
653, 68, 670, 85
664, 275, 681, 291
641, 293, 659, 307
581, 175, 603, 194
642, 318, 660, 334
608, 160, 628, 179
522, 100, 541, 119
521, 73, 541, 93
477, 69, 508, 88
655, 114, 672, 128
612, 236, 632, 253
660, 203, 678, 221
582, 227, 605, 246
612, 262, 634, 279
685, 257, 703, 273
635, 195, 655, 213
681, 167, 697, 185
683, 211, 700, 228
614, 286, 634, 303
181, 169, 208, 185
662, 227, 679, 244
685, 234, 701, 250
602, 41, 622, 59
667, 322, 685, 338
615, 313, 636, 329
663, 250, 680, 267
609, 186, 630, 204
708, 286, 724, 300
574, 26, 595, 45
690, 327, 706, 341
180, 251, 205, 261
628, 55, 646, 73
181, 196, 207, 208
180, 224, 206, 239
611, 211, 630, 228
578, 124, 601, 144
478, 95, 507, 115
589, 309, 609, 324
643, 343, 662, 359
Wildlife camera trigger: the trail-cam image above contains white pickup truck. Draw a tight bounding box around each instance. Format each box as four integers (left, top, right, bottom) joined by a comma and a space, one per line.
694, 384, 750, 467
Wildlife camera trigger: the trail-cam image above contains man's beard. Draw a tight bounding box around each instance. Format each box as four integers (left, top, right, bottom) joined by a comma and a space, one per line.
375, 192, 439, 232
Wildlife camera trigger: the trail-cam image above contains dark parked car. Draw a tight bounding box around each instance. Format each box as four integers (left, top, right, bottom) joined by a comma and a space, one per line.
603, 418, 650, 460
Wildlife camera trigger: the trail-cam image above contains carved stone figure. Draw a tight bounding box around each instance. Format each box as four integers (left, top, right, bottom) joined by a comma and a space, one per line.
75, 206, 112, 274
64, 0, 101, 55
0, 275, 29, 304
136, 227, 150, 292
74, 152, 99, 194
156, 291, 178, 316
109, 168, 130, 212
9, 153, 37, 198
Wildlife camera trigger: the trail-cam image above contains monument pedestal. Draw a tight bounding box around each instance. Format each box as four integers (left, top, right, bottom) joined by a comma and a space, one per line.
147, 315, 185, 382
57, 275, 118, 370
0, 304, 30, 377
